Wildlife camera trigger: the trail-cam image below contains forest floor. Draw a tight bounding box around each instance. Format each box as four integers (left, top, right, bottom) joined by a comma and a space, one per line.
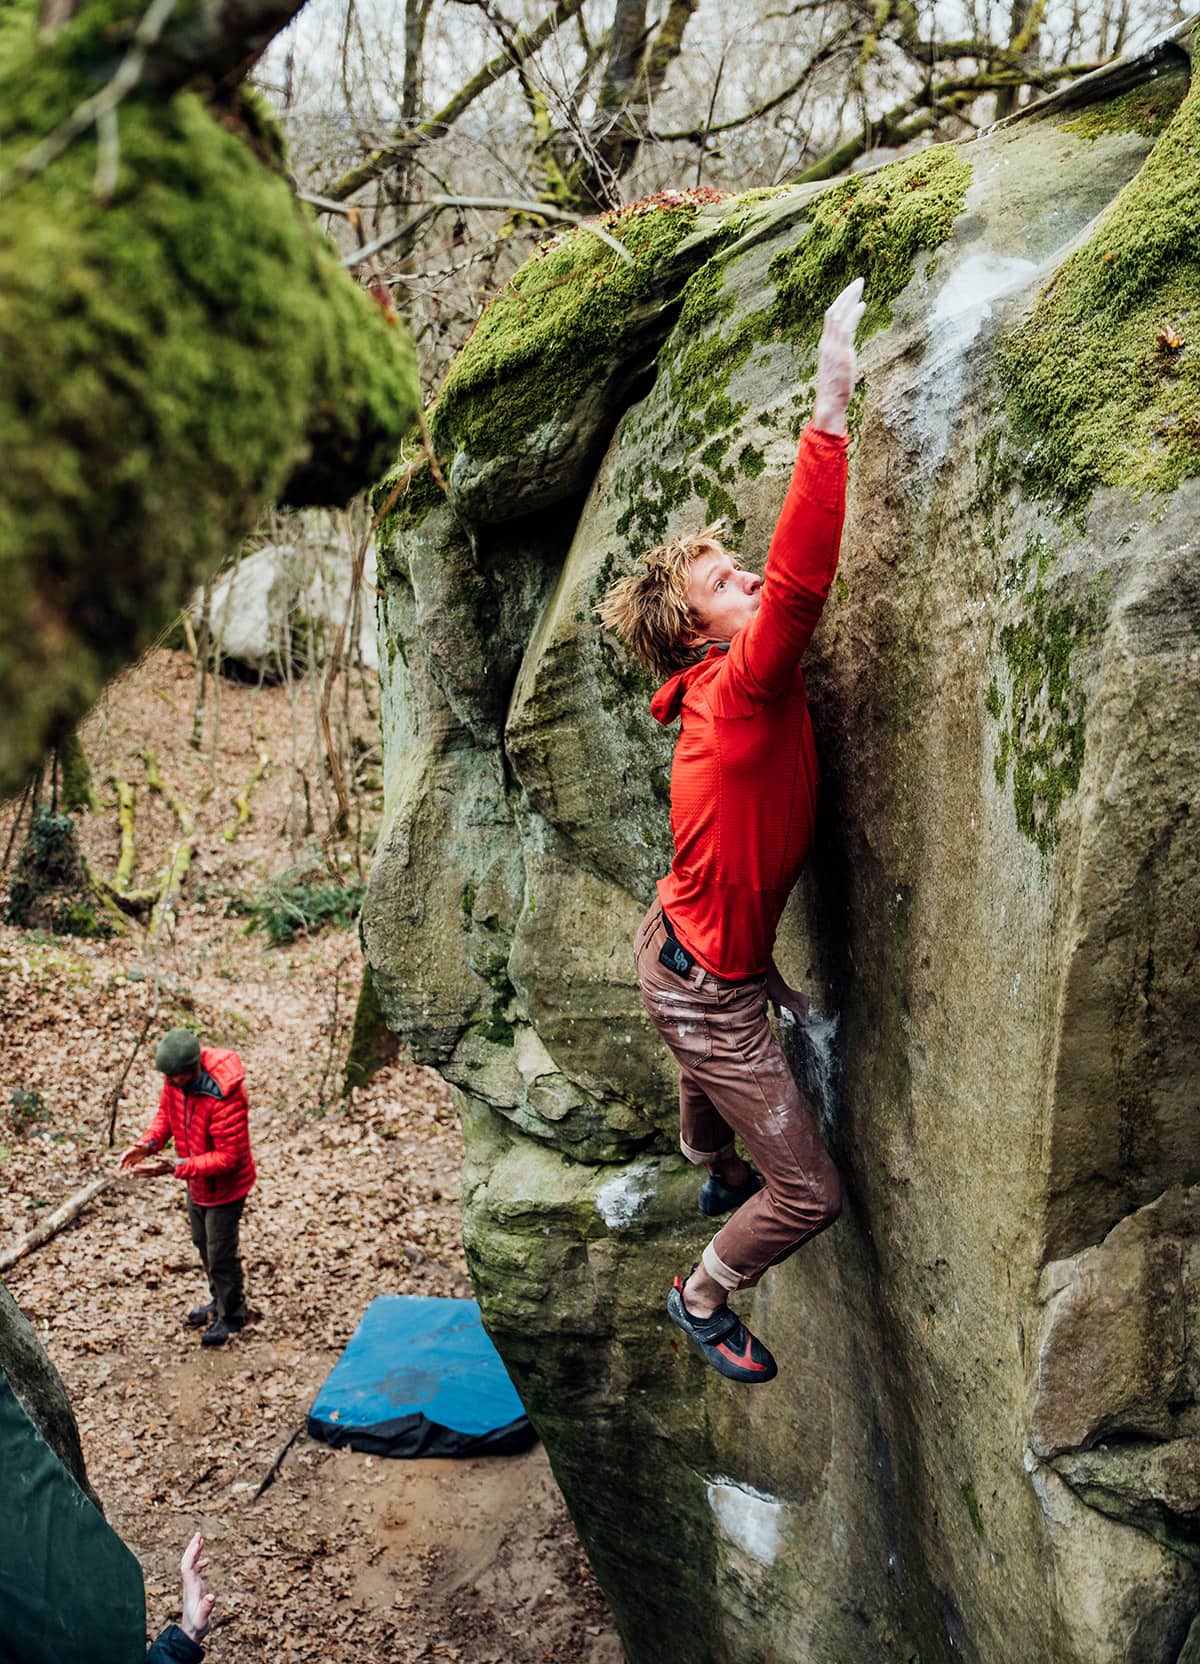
0, 649, 621, 1664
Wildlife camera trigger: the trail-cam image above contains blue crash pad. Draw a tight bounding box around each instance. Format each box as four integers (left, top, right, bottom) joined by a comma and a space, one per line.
307, 1295, 534, 1458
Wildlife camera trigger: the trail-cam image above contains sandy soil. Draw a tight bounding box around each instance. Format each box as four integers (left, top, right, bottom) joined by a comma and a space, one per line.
0, 650, 622, 1663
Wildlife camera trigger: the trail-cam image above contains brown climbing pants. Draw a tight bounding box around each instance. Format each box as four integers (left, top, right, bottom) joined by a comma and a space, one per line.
634, 901, 841, 1292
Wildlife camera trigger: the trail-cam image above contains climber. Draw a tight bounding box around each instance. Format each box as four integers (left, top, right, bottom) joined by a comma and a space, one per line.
597, 276, 866, 1384
119, 1029, 256, 1348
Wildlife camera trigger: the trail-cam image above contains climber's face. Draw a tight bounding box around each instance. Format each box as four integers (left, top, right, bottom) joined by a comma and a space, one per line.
685, 547, 762, 646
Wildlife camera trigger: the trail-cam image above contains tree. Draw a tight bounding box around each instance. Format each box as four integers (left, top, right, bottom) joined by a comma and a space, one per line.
0, 0, 421, 797
269, 0, 1180, 388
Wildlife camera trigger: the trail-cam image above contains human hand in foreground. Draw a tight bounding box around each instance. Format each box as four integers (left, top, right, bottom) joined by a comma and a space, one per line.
180, 1532, 215, 1644
812, 276, 867, 436
118, 1142, 152, 1171
129, 1156, 174, 1178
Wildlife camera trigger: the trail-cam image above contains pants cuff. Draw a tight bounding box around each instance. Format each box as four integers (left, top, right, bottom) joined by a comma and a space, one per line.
701, 1240, 743, 1292
680, 1137, 736, 1166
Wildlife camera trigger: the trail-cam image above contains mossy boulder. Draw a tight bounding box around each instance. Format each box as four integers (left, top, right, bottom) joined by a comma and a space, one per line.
0, 0, 420, 795
366, 26, 1200, 1664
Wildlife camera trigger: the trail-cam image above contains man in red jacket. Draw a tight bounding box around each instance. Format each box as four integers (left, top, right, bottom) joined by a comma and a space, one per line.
120, 1029, 256, 1347
598, 277, 866, 1385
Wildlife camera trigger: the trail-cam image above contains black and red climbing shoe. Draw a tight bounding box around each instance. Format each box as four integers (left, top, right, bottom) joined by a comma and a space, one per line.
667, 1276, 778, 1384
698, 1165, 764, 1217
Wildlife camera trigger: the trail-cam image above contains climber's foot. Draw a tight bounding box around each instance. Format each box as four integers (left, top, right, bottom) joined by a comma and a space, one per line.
699, 1164, 764, 1217
667, 1276, 777, 1384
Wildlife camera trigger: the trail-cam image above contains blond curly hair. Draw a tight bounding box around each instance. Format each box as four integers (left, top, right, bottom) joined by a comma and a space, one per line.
596, 526, 737, 680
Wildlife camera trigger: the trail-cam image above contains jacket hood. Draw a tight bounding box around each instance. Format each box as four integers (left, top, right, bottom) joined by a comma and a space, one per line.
199, 1047, 244, 1091
649, 647, 725, 725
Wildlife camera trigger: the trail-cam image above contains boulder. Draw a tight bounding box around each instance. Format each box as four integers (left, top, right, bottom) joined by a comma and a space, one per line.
365, 29, 1200, 1664
192, 538, 381, 679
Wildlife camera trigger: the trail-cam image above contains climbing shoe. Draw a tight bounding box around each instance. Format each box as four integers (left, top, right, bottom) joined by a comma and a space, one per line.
186, 1300, 216, 1328
667, 1276, 778, 1384
698, 1165, 764, 1217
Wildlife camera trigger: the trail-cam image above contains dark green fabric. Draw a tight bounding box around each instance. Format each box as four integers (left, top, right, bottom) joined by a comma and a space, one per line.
0, 1367, 145, 1664
154, 1029, 201, 1073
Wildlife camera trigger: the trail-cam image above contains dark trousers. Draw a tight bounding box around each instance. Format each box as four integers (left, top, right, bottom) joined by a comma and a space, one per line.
634, 901, 841, 1292
186, 1196, 247, 1322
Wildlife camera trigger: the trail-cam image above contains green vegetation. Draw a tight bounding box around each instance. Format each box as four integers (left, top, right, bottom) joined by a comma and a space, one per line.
985, 536, 1104, 857
0, 0, 419, 795
5, 807, 113, 937
429, 190, 729, 468
614, 146, 972, 550
237, 874, 366, 946
1058, 62, 1188, 142
995, 63, 1200, 512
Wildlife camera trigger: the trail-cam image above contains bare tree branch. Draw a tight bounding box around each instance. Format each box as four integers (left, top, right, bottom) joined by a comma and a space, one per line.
328, 0, 589, 201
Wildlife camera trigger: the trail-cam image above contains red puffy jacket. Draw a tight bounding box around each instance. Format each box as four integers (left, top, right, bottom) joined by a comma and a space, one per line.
141, 1047, 256, 1208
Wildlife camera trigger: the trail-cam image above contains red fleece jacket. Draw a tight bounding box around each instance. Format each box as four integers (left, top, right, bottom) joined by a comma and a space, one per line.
141, 1047, 256, 1208
652, 423, 849, 978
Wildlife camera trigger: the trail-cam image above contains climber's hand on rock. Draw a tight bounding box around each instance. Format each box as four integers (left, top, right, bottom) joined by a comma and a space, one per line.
813, 277, 866, 436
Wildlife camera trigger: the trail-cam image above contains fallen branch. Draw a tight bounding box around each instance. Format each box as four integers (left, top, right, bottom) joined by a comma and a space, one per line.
141, 750, 195, 935
250, 1424, 304, 1502
0, 1175, 112, 1273
221, 751, 270, 843
112, 774, 136, 890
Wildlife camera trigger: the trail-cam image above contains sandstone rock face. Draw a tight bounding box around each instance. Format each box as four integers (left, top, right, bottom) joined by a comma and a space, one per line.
365, 32, 1200, 1664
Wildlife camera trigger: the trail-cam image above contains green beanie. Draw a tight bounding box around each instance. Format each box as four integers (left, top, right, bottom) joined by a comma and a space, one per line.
154, 1028, 201, 1074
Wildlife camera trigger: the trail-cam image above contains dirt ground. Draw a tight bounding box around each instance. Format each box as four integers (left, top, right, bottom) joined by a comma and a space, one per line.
0, 650, 622, 1663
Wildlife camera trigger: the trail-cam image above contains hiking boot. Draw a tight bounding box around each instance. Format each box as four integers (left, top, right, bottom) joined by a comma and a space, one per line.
200, 1317, 235, 1348
186, 1300, 216, 1328
698, 1165, 764, 1217
667, 1275, 777, 1384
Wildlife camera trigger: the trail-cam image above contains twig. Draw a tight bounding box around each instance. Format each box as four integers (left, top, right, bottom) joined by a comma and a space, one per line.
250, 1424, 304, 1502
2, 781, 34, 871
0, 1176, 113, 1272
0, 0, 181, 201
325, 193, 634, 268
105, 1006, 156, 1146
316, 952, 353, 1111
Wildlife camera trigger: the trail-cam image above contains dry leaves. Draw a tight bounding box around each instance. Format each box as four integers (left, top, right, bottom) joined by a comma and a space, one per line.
0, 650, 618, 1664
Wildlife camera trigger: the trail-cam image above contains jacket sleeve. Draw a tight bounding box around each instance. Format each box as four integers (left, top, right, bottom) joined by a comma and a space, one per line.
718, 424, 848, 710
142, 1085, 173, 1154
173, 1079, 249, 1180
145, 1624, 204, 1663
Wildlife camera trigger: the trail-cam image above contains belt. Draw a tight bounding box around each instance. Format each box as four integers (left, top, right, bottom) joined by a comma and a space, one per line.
660, 909, 811, 1020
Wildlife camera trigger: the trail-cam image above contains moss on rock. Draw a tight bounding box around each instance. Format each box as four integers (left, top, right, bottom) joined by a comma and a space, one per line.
0, 0, 420, 795
996, 56, 1200, 511
429, 191, 729, 472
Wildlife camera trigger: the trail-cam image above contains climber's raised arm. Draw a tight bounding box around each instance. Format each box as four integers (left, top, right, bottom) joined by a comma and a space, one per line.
720, 277, 865, 707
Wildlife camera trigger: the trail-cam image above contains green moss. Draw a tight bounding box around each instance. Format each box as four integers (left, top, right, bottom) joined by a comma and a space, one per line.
1059, 63, 1188, 142
5, 806, 112, 937
610, 147, 970, 558
995, 63, 1200, 512
0, 1, 419, 795
986, 552, 1103, 855
738, 442, 766, 479
959, 1476, 986, 1538
430, 193, 718, 467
